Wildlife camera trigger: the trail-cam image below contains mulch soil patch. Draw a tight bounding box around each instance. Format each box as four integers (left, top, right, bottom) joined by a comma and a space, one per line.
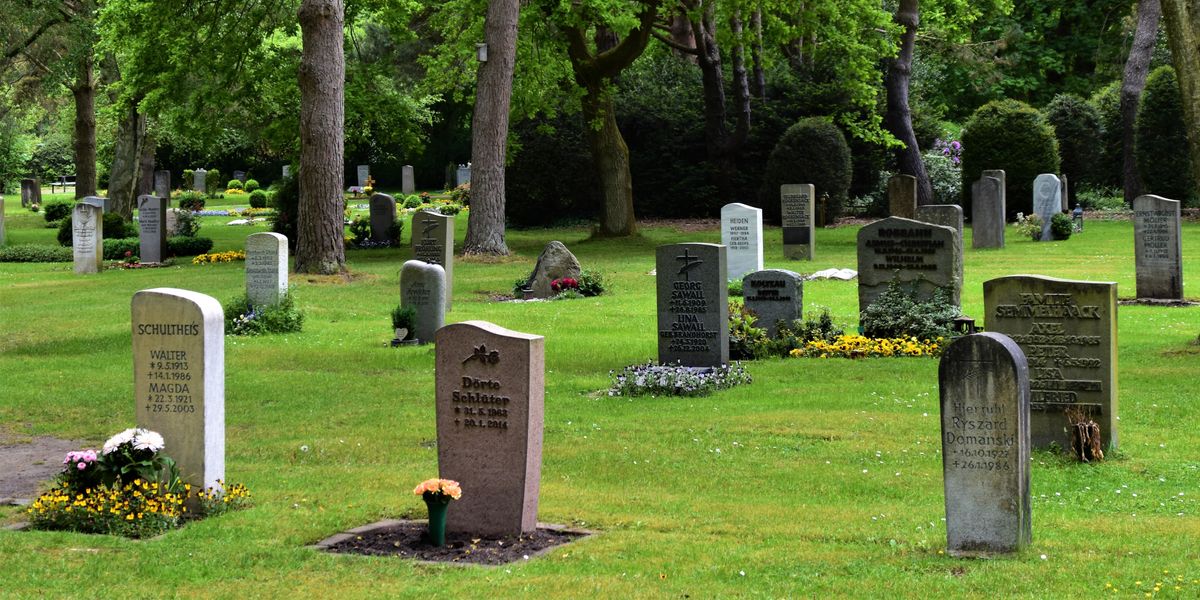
323, 521, 587, 565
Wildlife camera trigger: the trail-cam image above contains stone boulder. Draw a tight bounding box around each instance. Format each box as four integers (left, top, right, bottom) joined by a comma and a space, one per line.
526, 241, 581, 298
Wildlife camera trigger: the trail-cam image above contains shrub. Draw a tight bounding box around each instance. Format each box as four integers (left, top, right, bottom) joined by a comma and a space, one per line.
403, 195, 421, 209
449, 182, 470, 206
438, 202, 462, 216
0, 244, 72, 262
103, 238, 140, 260
729, 301, 770, 360
1075, 185, 1126, 211
391, 305, 416, 334
1050, 212, 1073, 240
1042, 93, 1102, 201
1136, 66, 1195, 202
1089, 81, 1123, 190
224, 292, 304, 335
922, 150, 962, 205
174, 210, 201, 237
727, 278, 743, 297
1015, 213, 1042, 241
860, 281, 961, 340
270, 170, 299, 248
57, 213, 135, 246
758, 117, 852, 224
177, 191, 206, 211
244, 179, 260, 193
960, 99, 1060, 219
577, 270, 607, 297
167, 236, 213, 256
765, 310, 846, 356
607, 362, 752, 397
247, 189, 267, 208
205, 169, 222, 196
182, 169, 194, 191
43, 201, 72, 223
506, 116, 599, 226
227, 179, 244, 190
348, 216, 371, 246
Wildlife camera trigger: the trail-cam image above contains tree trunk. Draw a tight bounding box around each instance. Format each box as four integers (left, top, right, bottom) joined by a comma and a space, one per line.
582, 89, 637, 236
1122, 0, 1162, 205
1162, 0, 1200, 195
669, 13, 696, 63
71, 55, 96, 199
108, 101, 146, 220
750, 9, 766, 99
464, 0, 518, 256
884, 0, 934, 206
296, 0, 346, 275
138, 132, 156, 197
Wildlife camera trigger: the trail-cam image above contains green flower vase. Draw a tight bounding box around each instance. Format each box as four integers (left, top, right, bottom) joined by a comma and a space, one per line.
423, 494, 451, 546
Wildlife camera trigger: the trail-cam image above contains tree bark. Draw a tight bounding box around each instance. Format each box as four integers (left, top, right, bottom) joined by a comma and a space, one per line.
108, 100, 146, 220
71, 54, 96, 198
138, 132, 156, 197
750, 9, 766, 99
296, 0, 346, 274
1162, 0, 1200, 196
884, 0, 934, 206
1122, 0, 1162, 205
464, 0, 519, 255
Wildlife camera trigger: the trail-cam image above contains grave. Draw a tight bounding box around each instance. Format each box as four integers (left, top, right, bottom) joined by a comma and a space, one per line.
1060, 174, 1069, 212
21, 178, 41, 208
412, 209, 455, 311
137, 195, 168, 264
369, 193, 397, 244
1132, 195, 1183, 300
888, 174, 917, 219
245, 233, 289, 306
915, 204, 964, 292
402, 165, 415, 195
81, 195, 107, 212
742, 269, 803, 337
1032, 174, 1061, 241
525, 241, 581, 299
656, 243, 729, 367
282, 165, 291, 179
194, 169, 207, 193
435, 321, 543, 536
456, 164, 471, 186
233, 170, 247, 183
720, 203, 763, 281
971, 172, 1005, 249
400, 260, 446, 344
72, 201, 103, 275
856, 216, 961, 315
154, 170, 171, 199
781, 184, 815, 260
357, 165, 370, 188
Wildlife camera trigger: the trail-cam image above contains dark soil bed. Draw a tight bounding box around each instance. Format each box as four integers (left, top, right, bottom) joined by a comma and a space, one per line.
322, 520, 588, 565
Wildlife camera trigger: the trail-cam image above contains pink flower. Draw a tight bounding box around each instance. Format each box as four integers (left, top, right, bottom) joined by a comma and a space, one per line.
77, 462, 87, 470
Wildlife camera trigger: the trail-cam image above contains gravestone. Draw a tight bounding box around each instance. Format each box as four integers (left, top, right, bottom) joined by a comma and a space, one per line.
81, 195, 107, 212
742, 269, 803, 337
1132, 195, 1183, 300
233, 170, 247, 183
0, 195, 5, 246
939, 332, 1031, 557
526, 241, 581, 299
132, 288, 225, 491
781, 184, 815, 260
1032, 174, 1061, 241
720, 203, 763, 281
369, 193, 396, 244
971, 173, 1006, 249
983, 275, 1118, 450
245, 233, 289, 306
888, 174, 917, 219
436, 321, 543, 536
456, 163, 471, 186
282, 165, 291, 179
915, 204, 964, 290
193, 169, 207, 193
401, 165, 415, 195
72, 202, 103, 274
357, 164, 370, 188
400, 260, 445, 344
154, 170, 171, 199
656, 243, 729, 367
165, 209, 180, 237
137, 195, 168, 264
856, 217, 962, 315
1060, 174, 1069, 212
412, 209, 455, 311
21, 178, 41, 208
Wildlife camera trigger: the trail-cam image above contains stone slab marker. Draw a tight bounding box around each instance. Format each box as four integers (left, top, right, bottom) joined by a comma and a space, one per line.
369, 193, 396, 244
193, 169, 207, 193
656, 243, 729, 367
412, 209, 454, 311
984, 275, 1118, 450
154, 170, 171, 199
888, 174, 917, 219
400, 260, 445, 344
436, 321, 543, 536
233, 170, 247, 183
138, 195, 168, 264
720, 203, 763, 281
21, 179, 41, 208
357, 164, 370, 188
72, 202, 103, 274
1133, 195, 1183, 300
939, 332, 1031, 557
781, 184, 815, 260
245, 233, 288, 306
916, 204, 964, 292
856, 217, 962, 314
1032, 174, 1061, 241
401, 165, 415, 195
1060, 174, 1069, 212
282, 165, 291, 179
972, 173, 1006, 249
456, 164, 471, 186
132, 288, 225, 491
742, 269, 803, 337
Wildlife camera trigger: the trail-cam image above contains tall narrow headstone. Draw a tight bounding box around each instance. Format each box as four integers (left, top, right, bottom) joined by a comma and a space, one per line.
1060, 174, 1069, 212
401, 165, 415, 195
720, 203, 763, 281
456, 164, 471, 186
137, 195, 168, 264
742, 269, 803, 337
21, 178, 41, 208
972, 174, 1006, 249
369, 193, 397, 244
132, 288, 225, 491
282, 165, 291, 179
857, 217, 962, 314
412, 209, 455, 311
984, 275, 1118, 450
72, 202, 103, 274
888, 174, 917, 219
154, 170, 171, 199
940, 332, 1031, 557
1133, 195, 1183, 300
916, 204, 964, 291
356, 164, 370, 188
245, 233, 289, 306
656, 243, 729, 367
400, 260, 445, 344
165, 208, 179, 237
193, 169, 207, 193
1032, 174, 1061, 241
436, 321, 543, 536
781, 184, 815, 260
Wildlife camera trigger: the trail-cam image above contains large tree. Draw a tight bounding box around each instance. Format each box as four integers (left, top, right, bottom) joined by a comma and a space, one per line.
1159, 0, 1200, 196
884, 0, 934, 206
1120, 0, 1161, 204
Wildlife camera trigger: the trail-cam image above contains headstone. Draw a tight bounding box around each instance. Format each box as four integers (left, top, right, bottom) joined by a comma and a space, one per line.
81, 195, 107, 212
1032, 174, 1061, 241
781, 184, 815, 260
915, 204, 964, 291
720, 203, 763, 281
971, 173, 1006, 249
1133, 195, 1183, 300
165, 209, 179, 237
72, 202, 103, 274
369, 193, 397, 244
436, 321, 543, 536
400, 260, 446, 344
526, 241, 581, 299
154, 170, 171, 199
401, 165, 415, 195
1060, 174, 1069, 212
20, 178, 41, 208
412, 209, 455, 311
137, 195, 168, 264
456, 163, 471, 186
656, 243, 729, 367
742, 269, 803, 337
245, 233, 289, 306
888, 174, 917, 219
233, 170, 247, 183
193, 169, 207, 193
983, 275, 1118, 450
282, 165, 291, 179
132, 288, 225, 491
939, 332, 1031, 558
856, 216, 962, 315
356, 164, 370, 188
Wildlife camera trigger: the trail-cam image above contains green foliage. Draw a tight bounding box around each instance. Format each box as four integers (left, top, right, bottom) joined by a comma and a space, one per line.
167, 236, 213, 256
1042, 94, 1101, 198
348, 216, 370, 246
728, 278, 743, 297
449, 183, 470, 206
224, 292, 304, 336
1016, 213, 1043, 241
860, 282, 961, 340
174, 210, 201, 237
922, 151, 962, 205
391, 305, 416, 334
56, 213, 136, 246
0, 244, 72, 263
176, 191, 206, 211
1136, 66, 1195, 202
103, 238, 140, 260
577, 270, 607, 297
205, 169, 222, 197
43, 201, 72, 223
1050, 212, 1074, 240
403, 195, 421, 209
244, 179, 260, 193
269, 170, 299, 249
607, 362, 752, 398
759, 117, 852, 224
182, 169, 194, 191
765, 310, 847, 356
729, 302, 770, 360
1075, 184, 1125, 211
506, 116, 598, 226
248, 189, 268, 208
1089, 82, 1123, 189
437, 203, 462, 216
227, 179, 244, 190
960, 99, 1060, 218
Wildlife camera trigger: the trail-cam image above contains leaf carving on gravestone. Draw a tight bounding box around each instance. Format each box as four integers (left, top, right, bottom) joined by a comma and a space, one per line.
1065, 406, 1104, 462
463, 344, 500, 365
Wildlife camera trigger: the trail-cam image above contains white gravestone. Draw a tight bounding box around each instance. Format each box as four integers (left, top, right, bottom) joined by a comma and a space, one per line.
245, 233, 289, 306
72, 202, 103, 274
720, 203, 763, 281
400, 260, 446, 344
357, 165, 370, 188
1032, 174, 1061, 241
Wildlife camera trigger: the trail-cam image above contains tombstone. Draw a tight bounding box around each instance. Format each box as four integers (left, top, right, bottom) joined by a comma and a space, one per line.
412, 209, 455, 311
939, 332, 1031, 557
165, 208, 180, 237
856, 217, 962, 315
526, 241, 581, 299
137, 195, 168, 264
1060, 174, 1069, 212
971, 173, 1006, 249
1032, 174, 1061, 241
0, 195, 5, 246
887, 174, 917, 219
915, 204, 964, 292
245, 233, 289, 306
401, 165, 415, 195
1133, 195, 1183, 300
233, 170, 247, 183
80, 195, 107, 213
369, 193, 397, 244
781, 184, 815, 260
282, 165, 291, 179
456, 163, 471, 186
400, 260, 446, 344
656, 243, 729, 367
720, 203, 763, 281
20, 178, 41, 208
435, 321, 543, 536
983, 275, 1118, 451
72, 202, 103, 274
193, 169, 207, 193
154, 170, 171, 199
742, 269, 803, 337
356, 164, 370, 188
132, 288, 225, 491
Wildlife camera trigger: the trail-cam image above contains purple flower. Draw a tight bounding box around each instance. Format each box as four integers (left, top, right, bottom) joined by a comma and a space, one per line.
950, 141, 961, 150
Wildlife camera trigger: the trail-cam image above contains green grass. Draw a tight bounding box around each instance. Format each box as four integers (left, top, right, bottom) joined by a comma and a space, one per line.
2, 202, 1200, 598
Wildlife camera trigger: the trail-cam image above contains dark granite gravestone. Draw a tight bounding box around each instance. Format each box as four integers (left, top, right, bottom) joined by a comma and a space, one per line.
137, 195, 168, 264
656, 243, 729, 367
402, 165, 415, 195
1132, 195, 1183, 300
742, 269, 803, 337
781, 184, 815, 260
856, 217, 962, 315
412, 209, 455, 311
888, 174, 917, 219
369, 193, 396, 244
971, 173, 1005, 249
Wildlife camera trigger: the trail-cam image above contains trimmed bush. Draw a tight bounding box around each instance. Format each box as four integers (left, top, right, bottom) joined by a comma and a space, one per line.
57, 213, 136, 246
1042, 93, 1102, 202
205, 169, 222, 196
960, 99, 1060, 219
758, 117, 852, 225
1050, 212, 1073, 240
225, 292, 304, 335
182, 169, 194, 191
248, 189, 268, 209
167, 236, 214, 256
1136, 66, 1195, 202
43, 201, 73, 223
922, 151, 962, 205
1089, 81, 1123, 189
177, 191, 206, 211
103, 238, 140, 260
860, 281, 961, 340
227, 179, 244, 190
403, 195, 421, 209
0, 244, 73, 263
244, 179, 260, 193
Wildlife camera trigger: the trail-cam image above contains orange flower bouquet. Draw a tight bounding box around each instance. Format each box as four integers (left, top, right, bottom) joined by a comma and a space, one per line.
413, 478, 462, 545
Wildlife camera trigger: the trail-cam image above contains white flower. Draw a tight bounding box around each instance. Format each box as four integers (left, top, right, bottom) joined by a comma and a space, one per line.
133, 429, 165, 452
102, 428, 139, 454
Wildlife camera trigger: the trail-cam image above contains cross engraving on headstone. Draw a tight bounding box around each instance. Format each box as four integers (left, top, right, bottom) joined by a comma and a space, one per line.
676, 249, 703, 281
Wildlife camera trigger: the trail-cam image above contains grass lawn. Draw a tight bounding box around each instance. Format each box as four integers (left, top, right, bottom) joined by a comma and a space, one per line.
2, 199, 1199, 598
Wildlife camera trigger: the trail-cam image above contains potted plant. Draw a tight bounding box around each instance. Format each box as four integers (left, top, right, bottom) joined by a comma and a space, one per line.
391, 305, 417, 346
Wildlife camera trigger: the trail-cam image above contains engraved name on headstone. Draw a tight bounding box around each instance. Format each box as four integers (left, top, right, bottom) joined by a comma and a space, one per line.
400, 260, 445, 344
138, 195, 168, 264
742, 269, 803, 338
720, 203, 763, 281
856, 217, 961, 315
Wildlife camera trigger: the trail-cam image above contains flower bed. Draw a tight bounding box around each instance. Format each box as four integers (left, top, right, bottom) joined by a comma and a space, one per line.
789, 335, 943, 359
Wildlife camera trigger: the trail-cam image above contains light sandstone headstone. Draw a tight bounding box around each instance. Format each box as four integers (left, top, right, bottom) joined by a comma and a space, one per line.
856, 217, 961, 315
526, 241, 581, 299
1032, 174, 1061, 241
154, 170, 171, 199
412, 209, 454, 311
972, 174, 1006, 249
138, 195, 168, 264
436, 321, 543, 536
400, 260, 446, 344
781, 184, 815, 260
983, 275, 1118, 450
402, 165, 415, 195
456, 164, 471, 186
742, 269, 803, 337
132, 288, 225, 490
245, 233, 289, 306
888, 174, 917, 219
356, 164, 370, 188
1132, 195, 1183, 300
193, 169, 207, 193
939, 332, 1031, 557
369, 193, 397, 244
21, 178, 41, 208
72, 202, 103, 274
720, 203, 763, 281
656, 243, 729, 367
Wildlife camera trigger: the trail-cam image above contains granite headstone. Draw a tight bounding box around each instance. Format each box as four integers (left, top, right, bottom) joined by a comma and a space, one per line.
154, 170, 171, 199
856, 217, 962, 314
357, 164, 370, 188
245, 233, 289, 306
400, 260, 446, 344
888, 174, 917, 219
137, 195, 168, 264
742, 269, 803, 337
193, 169, 207, 193
72, 202, 103, 274
456, 164, 471, 186
781, 184, 815, 260
656, 243, 729, 367
402, 165, 415, 195
412, 209, 455, 311
1132, 195, 1183, 300
915, 204, 964, 290
720, 203, 763, 281
971, 173, 1006, 249
20, 178, 40, 208
369, 193, 396, 244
